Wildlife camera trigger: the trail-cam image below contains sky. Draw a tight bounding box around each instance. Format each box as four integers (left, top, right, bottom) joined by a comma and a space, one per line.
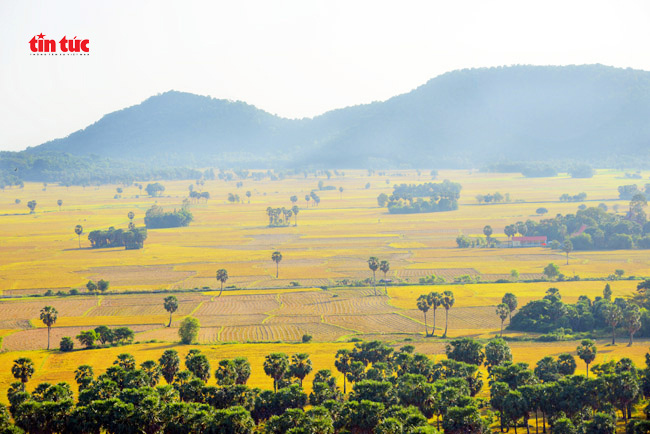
1, 0, 650, 151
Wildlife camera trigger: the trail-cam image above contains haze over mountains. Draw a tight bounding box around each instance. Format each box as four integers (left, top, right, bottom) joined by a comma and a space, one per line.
27, 65, 650, 168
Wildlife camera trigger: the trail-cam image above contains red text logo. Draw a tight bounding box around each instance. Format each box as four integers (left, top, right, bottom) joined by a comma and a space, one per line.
29, 33, 90, 54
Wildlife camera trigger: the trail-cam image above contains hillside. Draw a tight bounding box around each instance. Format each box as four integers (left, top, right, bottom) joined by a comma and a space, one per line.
27, 64, 650, 168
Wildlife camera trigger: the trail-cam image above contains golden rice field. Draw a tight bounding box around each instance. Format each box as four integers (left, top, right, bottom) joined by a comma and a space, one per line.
1, 169, 650, 403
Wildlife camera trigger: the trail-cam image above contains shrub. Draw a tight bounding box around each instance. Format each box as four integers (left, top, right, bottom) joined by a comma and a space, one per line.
60, 337, 74, 352
302, 334, 313, 343
69, 289, 79, 296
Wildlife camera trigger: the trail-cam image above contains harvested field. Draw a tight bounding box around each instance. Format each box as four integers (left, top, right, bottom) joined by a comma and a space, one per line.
324, 313, 423, 334
194, 294, 280, 315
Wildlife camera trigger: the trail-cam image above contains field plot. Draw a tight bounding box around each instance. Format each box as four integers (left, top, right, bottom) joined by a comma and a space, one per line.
219, 323, 348, 342
193, 314, 266, 327
194, 294, 280, 315
324, 313, 423, 334
81, 265, 195, 288
0, 297, 97, 326
85, 293, 206, 317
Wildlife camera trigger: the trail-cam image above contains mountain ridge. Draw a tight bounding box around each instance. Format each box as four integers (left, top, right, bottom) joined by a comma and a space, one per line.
27, 64, 650, 168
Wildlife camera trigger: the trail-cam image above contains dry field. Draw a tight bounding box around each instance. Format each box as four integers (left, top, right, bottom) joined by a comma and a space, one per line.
1, 169, 649, 404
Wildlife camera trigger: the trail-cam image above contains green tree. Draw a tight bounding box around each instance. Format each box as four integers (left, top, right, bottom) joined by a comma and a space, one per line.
185, 350, 211, 381
178, 317, 199, 344
496, 304, 509, 337
159, 349, 180, 384
59, 336, 74, 352
416, 295, 430, 336
74, 365, 94, 391
163, 295, 179, 327
584, 412, 615, 434
216, 269, 228, 297
577, 339, 597, 377
335, 349, 352, 394
557, 353, 577, 376
441, 290, 455, 338
562, 240, 573, 265
97, 279, 109, 293
441, 404, 489, 434
264, 353, 289, 392
379, 260, 390, 294
483, 225, 493, 245
625, 304, 642, 346
76, 330, 98, 348
427, 291, 442, 336
289, 353, 313, 387
40, 306, 58, 350
27, 200, 36, 213
74, 224, 83, 248
86, 280, 97, 294
603, 283, 613, 301
543, 263, 560, 280
484, 339, 512, 373
502, 293, 517, 321
446, 337, 485, 366
368, 257, 379, 296
604, 303, 623, 345
272, 251, 283, 278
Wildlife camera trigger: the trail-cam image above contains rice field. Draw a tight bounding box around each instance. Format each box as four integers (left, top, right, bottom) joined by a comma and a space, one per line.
1, 169, 649, 404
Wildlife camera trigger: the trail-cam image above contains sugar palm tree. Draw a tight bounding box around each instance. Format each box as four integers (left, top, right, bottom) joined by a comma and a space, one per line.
496, 303, 510, 337
427, 292, 442, 336
417, 295, 430, 336
289, 353, 312, 387
216, 269, 228, 297
74, 365, 94, 391
263, 353, 289, 392
40, 306, 58, 350
379, 260, 390, 294
57, 199, 62, 210
272, 251, 283, 278
441, 290, 455, 338
12, 357, 35, 390
164, 296, 179, 327
74, 225, 83, 248
292, 205, 299, 226
367, 257, 379, 296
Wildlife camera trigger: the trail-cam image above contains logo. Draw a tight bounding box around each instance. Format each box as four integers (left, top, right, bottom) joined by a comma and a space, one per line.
29, 33, 90, 55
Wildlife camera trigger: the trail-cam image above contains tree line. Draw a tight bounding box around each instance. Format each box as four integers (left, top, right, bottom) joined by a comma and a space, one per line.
377, 180, 462, 214
6, 338, 650, 433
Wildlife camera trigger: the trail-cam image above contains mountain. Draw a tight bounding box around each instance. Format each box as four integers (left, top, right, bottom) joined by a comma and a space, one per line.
28, 64, 650, 168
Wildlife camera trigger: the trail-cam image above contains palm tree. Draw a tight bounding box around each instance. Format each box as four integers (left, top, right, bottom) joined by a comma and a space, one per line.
334, 349, 352, 394
441, 290, 455, 338
40, 306, 58, 350
12, 357, 34, 390
216, 269, 228, 297
292, 205, 299, 226
339, 186, 344, 199
74, 225, 83, 248
367, 257, 379, 296
159, 349, 180, 384
577, 340, 597, 377
496, 304, 510, 337
417, 295, 430, 336
289, 353, 313, 387
427, 292, 442, 336
263, 353, 289, 392
74, 365, 94, 391
379, 260, 390, 294
57, 199, 62, 210
164, 296, 179, 327
272, 251, 283, 278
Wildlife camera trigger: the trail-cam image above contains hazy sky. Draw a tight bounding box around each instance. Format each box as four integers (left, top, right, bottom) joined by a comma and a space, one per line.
1, 0, 650, 151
